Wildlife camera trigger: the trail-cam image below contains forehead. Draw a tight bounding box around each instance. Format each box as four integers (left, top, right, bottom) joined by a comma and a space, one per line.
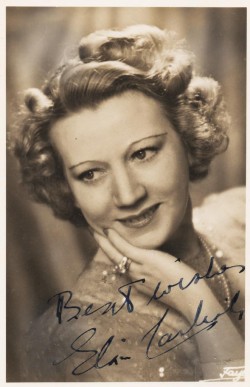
50, 91, 173, 164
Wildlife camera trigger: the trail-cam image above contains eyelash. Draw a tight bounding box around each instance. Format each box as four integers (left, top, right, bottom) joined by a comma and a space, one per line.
77, 146, 159, 183
78, 169, 104, 183
131, 146, 159, 162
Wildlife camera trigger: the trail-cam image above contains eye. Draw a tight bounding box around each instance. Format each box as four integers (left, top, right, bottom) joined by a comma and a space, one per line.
134, 149, 147, 160
81, 170, 95, 181
131, 147, 158, 162
78, 169, 104, 183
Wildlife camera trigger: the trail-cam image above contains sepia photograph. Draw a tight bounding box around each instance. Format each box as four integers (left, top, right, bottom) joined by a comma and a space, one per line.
6, 3, 247, 383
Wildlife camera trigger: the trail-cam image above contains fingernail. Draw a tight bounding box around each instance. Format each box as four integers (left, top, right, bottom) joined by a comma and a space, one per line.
103, 228, 109, 236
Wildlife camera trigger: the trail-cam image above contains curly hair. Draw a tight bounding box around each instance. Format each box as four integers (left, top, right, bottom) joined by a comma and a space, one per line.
12, 24, 230, 226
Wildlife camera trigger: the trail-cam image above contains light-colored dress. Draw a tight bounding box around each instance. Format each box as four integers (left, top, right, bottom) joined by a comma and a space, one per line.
20, 187, 245, 382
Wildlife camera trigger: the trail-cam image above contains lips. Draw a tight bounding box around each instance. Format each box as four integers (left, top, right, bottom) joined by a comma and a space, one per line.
118, 204, 160, 228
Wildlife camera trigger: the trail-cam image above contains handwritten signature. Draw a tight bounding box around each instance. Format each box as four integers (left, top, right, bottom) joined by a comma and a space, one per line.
48, 278, 145, 324
142, 290, 243, 359
47, 256, 244, 376
53, 328, 131, 376
48, 256, 244, 325
147, 256, 244, 304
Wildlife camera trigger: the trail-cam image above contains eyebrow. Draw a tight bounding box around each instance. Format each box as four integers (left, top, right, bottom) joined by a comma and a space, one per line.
69, 131, 168, 170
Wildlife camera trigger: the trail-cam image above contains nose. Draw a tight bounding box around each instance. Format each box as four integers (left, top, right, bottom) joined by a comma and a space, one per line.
112, 166, 147, 208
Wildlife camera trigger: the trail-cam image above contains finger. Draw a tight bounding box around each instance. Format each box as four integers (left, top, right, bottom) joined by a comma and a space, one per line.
106, 228, 179, 266
105, 228, 149, 264
93, 232, 122, 263
93, 232, 141, 273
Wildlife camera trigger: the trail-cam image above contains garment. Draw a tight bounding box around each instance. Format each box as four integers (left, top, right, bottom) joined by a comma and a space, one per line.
20, 187, 245, 382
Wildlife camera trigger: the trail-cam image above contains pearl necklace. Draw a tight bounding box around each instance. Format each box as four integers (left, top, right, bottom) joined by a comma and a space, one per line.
101, 232, 232, 309
197, 233, 231, 309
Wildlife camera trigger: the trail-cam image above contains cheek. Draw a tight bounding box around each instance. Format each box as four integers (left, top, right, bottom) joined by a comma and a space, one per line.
72, 185, 113, 225
146, 149, 189, 201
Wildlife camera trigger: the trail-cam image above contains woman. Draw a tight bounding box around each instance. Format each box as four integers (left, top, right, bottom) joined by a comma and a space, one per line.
12, 25, 245, 382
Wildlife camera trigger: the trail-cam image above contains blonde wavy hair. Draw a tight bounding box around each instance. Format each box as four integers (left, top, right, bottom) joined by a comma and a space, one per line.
13, 25, 229, 226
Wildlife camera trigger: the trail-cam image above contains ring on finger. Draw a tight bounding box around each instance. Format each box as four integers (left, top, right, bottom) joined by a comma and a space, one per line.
114, 256, 132, 274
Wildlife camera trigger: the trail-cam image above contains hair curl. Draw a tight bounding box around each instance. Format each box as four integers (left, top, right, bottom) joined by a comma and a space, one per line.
12, 24, 230, 226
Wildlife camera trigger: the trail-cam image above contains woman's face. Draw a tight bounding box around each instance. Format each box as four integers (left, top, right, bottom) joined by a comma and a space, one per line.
50, 91, 190, 249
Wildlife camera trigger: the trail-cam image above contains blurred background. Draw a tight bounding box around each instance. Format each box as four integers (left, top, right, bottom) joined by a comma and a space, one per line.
6, 7, 246, 381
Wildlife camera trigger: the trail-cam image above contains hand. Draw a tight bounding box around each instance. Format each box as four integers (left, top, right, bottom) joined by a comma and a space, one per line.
92, 228, 245, 371
92, 227, 204, 316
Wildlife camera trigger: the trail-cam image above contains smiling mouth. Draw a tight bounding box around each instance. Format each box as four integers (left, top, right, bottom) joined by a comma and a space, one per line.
118, 204, 160, 229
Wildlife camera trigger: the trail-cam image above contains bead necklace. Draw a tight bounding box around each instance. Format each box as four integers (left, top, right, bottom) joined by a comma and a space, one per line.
197, 233, 231, 309
101, 233, 232, 309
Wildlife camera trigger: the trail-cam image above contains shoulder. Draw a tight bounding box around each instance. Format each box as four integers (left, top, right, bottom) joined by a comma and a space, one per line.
193, 187, 245, 333
194, 186, 245, 226
193, 187, 245, 263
